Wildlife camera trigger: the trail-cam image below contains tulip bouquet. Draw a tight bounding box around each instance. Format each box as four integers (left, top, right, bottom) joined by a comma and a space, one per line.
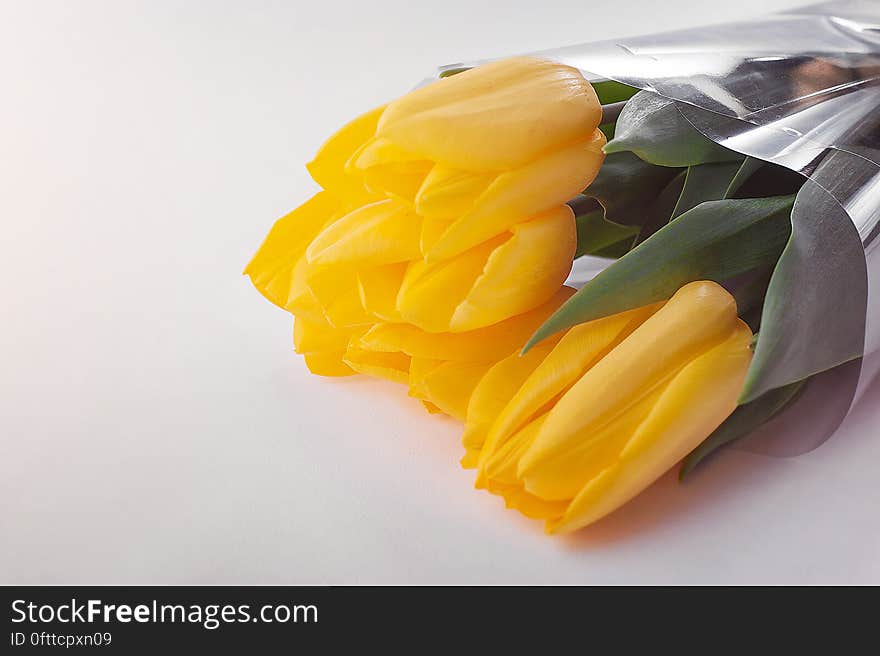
246, 1, 880, 534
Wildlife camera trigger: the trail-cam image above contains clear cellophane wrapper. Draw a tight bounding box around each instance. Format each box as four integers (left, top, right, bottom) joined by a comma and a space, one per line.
433, 0, 880, 456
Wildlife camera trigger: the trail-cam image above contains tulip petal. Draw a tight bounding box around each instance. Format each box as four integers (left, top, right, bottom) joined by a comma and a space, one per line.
548, 322, 753, 533
360, 286, 575, 362
411, 360, 493, 421
500, 486, 569, 521
377, 57, 602, 171
307, 105, 386, 199
306, 267, 374, 328
350, 136, 423, 171
245, 192, 339, 309
518, 281, 739, 479
518, 383, 666, 501
460, 448, 482, 469
363, 161, 434, 203
396, 234, 508, 332
306, 200, 422, 268
414, 164, 494, 219
420, 216, 455, 255
426, 133, 605, 261
620, 322, 754, 462
325, 291, 373, 328
358, 263, 407, 322
449, 206, 576, 332
286, 263, 329, 324
343, 345, 411, 384
482, 303, 661, 462
482, 414, 548, 486
407, 357, 443, 400
293, 315, 352, 355
421, 400, 444, 414
303, 352, 356, 377
461, 338, 559, 462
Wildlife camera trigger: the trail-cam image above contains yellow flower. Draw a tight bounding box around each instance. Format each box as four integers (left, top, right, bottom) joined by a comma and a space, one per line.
307, 105, 387, 203
394, 206, 576, 332
244, 107, 387, 322
246, 56, 756, 538
470, 281, 754, 533
247, 56, 602, 389
293, 314, 358, 377
351, 287, 575, 418
348, 57, 605, 262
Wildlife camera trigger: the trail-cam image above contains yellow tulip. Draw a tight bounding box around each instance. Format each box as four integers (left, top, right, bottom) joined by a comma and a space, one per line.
396, 206, 576, 332
461, 301, 660, 468
303, 198, 423, 328
377, 57, 601, 170
408, 359, 494, 420
358, 286, 574, 362
245, 106, 387, 319
473, 281, 754, 533
342, 345, 412, 385
307, 105, 386, 203
245, 191, 340, 316
245, 56, 756, 538
352, 287, 575, 418
460, 337, 560, 468
297, 200, 575, 333
247, 56, 603, 392
348, 57, 605, 261
293, 314, 358, 377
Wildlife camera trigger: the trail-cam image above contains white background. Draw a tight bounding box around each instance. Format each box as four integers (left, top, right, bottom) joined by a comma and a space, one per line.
2, 0, 878, 584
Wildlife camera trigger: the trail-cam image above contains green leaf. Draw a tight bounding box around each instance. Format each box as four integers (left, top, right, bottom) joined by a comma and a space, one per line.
739, 177, 868, 403
592, 80, 639, 105
725, 157, 764, 198
729, 269, 773, 332
671, 161, 744, 220
593, 80, 638, 140
604, 91, 742, 167
590, 238, 636, 259
438, 67, 469, 78
575, 209, 638, 258
524, 195, 795, 351
638, 157, 760, 243
584, 151, 681, 228
679, 379, 807, 480
633, 170, 685, 245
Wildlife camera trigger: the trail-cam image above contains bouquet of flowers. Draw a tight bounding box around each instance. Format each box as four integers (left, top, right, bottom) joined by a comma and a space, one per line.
245, 0, 880, 534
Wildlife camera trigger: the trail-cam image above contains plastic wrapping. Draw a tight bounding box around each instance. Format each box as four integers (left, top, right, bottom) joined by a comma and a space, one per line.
436, 0, 880, 455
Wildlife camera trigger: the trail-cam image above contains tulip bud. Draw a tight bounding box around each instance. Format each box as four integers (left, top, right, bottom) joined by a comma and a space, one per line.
293, 314, 358, 377
396, 206, 576, 332
307, 105, 386, 203
247, 56, 603, 388
349, 57, 605, 261
473, 281, 754, 533
460, 337, 559, 468
463, 301, 659, 469
245, 191, 340, 313
353, 287, 575, 417
303, 199, 423, 328
408, 359, 494, 420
